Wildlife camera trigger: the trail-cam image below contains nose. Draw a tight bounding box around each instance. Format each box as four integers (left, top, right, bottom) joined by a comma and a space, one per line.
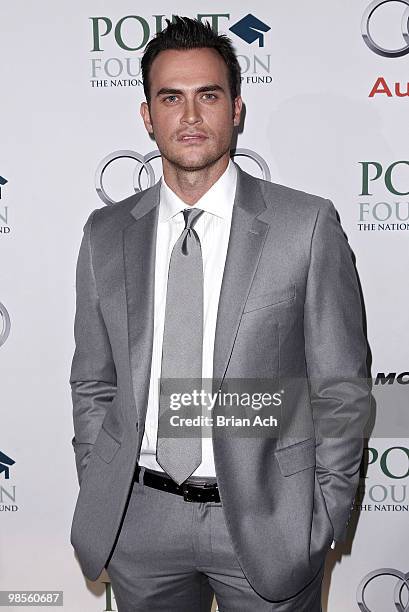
181, 97, 202, 125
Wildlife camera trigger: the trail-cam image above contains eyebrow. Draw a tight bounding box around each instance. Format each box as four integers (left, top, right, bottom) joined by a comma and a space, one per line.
156, 84, 225, 97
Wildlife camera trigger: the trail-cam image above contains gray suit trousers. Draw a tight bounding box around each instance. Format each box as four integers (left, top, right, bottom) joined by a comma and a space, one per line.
105, 467, 324, 612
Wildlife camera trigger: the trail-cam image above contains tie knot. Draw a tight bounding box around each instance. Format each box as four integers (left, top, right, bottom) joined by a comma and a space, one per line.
182, 207, 204, 230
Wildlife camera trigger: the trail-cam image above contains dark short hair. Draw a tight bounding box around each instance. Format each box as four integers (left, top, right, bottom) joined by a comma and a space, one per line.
141, 16, 241, 105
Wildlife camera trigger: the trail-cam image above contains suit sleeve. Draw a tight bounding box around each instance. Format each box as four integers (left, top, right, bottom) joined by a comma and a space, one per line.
70, 210, 117, 485
303, 199, 371, 541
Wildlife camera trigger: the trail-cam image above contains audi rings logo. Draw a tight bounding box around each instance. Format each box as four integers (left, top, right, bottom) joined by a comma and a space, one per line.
95, 149, 271, 205
357, 568, 409, 611
361, 0, 409, 57
0, 302, 11, 347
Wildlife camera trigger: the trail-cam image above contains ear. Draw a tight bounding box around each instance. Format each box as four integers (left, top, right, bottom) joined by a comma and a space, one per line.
233, 95, 242, 127
140, 101, 154, 135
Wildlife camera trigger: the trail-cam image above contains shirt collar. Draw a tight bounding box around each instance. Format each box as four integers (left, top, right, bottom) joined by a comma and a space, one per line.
159, 159, 237, 223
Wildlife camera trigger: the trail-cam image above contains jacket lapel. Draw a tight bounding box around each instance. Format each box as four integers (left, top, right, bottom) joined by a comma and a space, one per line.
212, 165, 271, 387
123, 181, 160, 424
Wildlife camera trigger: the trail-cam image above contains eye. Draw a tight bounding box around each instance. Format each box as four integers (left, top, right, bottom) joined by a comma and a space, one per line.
202, 93, 217, 100
164, 95, 179, 104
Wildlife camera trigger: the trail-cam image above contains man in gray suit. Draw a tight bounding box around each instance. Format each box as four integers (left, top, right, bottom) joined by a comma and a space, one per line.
70, 16, 370, 612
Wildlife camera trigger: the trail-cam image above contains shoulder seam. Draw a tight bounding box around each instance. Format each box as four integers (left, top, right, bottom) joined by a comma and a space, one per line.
87, 209, 100, 300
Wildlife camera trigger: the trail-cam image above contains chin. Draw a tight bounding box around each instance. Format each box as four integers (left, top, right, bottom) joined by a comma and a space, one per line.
171, 152, 223, 172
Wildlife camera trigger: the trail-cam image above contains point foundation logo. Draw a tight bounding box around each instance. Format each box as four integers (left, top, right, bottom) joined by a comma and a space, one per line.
89, 13, 273, 89
0, 451, 18, 513
357, 161, 409, 232
355, 445, 409, 512
0, 175, 10, 235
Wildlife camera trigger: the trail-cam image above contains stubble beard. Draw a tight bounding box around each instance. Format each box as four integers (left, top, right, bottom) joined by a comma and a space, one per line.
163, 150, 227, 173
155, 130, 232, 174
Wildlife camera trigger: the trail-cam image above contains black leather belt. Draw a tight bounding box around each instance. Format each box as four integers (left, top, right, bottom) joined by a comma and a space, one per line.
134, 466, 221, 503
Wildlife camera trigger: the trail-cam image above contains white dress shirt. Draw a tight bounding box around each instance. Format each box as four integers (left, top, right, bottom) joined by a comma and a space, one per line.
138, 160, 237, 477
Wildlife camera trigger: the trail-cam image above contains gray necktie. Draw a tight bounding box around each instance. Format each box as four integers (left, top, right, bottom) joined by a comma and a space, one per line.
156, 207, 205, 485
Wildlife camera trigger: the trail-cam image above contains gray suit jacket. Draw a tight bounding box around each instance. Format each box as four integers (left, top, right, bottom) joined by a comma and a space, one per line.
70, 163, 370, 601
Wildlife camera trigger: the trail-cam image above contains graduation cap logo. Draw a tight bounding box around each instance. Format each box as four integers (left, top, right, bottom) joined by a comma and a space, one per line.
229, 14, 271, 48
0, 451, 15, 480
0, 175, 7, 199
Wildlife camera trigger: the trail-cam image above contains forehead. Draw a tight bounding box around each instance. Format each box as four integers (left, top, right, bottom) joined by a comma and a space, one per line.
149, 47, 229, 91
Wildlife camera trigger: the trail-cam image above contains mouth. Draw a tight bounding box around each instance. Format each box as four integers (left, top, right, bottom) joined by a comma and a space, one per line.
177, 133, 208, 143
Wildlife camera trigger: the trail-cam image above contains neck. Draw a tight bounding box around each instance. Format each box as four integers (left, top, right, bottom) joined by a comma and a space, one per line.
162, 154, 230, 205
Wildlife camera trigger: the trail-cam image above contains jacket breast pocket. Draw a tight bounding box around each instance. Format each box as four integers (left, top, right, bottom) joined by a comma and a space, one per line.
243, 284, 296, 314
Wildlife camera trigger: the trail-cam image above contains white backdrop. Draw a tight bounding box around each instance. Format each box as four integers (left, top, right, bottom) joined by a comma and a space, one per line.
1, 2, 408, 611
